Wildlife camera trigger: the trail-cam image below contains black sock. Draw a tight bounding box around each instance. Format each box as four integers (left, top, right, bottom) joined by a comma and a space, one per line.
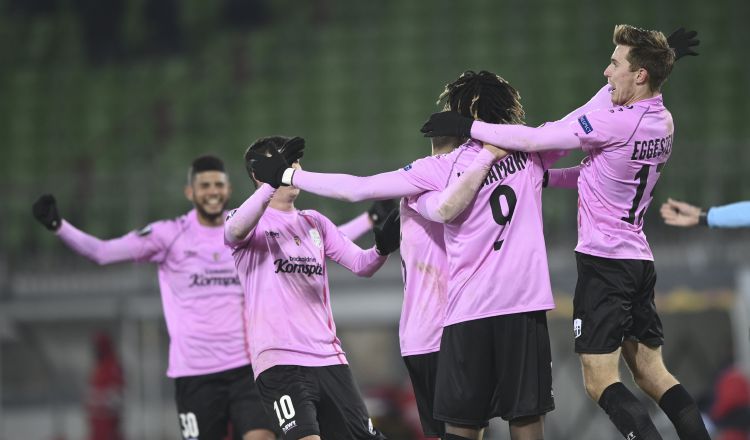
658, 384, 710, 440
598, 382, 663, 440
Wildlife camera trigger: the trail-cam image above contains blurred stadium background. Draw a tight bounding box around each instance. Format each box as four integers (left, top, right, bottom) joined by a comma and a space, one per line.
2, 0, 749, 438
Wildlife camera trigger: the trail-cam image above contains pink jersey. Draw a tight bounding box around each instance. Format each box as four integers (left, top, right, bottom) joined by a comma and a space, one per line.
57, 210, 249, 378
567, 94, 672, 260
401, 141, 556, 326
226, 203, 387, 378
398, 196, 448, 355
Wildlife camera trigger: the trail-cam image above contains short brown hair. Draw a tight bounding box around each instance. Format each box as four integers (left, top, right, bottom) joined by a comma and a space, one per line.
613, 24, 675, 92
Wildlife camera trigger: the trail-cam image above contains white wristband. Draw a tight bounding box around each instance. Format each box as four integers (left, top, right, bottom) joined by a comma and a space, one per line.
281, 168, 296, 186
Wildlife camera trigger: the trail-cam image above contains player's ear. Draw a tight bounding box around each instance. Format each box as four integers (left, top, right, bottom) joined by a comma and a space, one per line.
184, 184, 194, 203
635, 68, 649, 86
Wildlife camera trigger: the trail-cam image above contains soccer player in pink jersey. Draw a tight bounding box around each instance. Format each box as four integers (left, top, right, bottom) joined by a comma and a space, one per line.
250, 71, 557, 440
31, 155, 380, 440
225, 136, 400, 440
420, 25, 710, 440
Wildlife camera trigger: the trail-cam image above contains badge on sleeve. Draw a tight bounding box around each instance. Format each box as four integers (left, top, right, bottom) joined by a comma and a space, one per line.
578, 115, 594, 134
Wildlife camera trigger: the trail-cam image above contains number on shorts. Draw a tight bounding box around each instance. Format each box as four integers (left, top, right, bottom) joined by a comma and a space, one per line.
179, 412, 199, 438
273, 395, 296, 426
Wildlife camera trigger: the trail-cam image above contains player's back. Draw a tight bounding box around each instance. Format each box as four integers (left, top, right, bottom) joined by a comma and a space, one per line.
422, 141, 555, 326
575, 94, 673, 261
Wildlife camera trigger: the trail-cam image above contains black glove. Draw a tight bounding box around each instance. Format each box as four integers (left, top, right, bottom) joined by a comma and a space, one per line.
246, 137, 305, 188
667, 28, 699, 60
373, 209, 400, 256
420, 111, 473, 138
32, 194, 62, 231
368, 199, 397, 228
542, 170, 550, 188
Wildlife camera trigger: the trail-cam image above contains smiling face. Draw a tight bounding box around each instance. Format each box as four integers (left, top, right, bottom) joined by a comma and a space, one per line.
603, 45, 646, 106
185, 170, 231, 225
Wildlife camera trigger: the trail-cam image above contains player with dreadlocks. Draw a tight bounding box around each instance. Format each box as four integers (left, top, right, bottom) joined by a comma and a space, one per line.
249, 70, 566, 440
421, 25, 709, 440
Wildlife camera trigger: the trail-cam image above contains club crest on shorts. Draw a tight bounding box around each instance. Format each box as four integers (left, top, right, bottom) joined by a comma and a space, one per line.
308, 229, 322, 248
573, 318, 582, 338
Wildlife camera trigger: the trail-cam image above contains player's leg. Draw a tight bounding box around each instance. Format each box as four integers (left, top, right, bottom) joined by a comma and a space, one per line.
622, 259, 710, 440
403, 351, 444, 438
174, 372, 230, 440
573, 252, 663, 440
314, 364, 385, 440
434, 317, 497, 440
255, 365, 321, 440
508, 415, 544, 440
222, 365, 278, 440
493, 311, 554, 440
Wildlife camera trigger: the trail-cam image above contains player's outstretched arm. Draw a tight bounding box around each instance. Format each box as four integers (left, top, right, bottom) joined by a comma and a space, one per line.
32, 194, 161, 265
288, 169, 425, 202
224, 185, 275, 244
420, 112, 580, 153
414, 146, 500, 223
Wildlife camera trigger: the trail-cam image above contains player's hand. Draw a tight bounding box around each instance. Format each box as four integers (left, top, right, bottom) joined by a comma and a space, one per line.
246, 137, 305, 188
660, 197, 701, 227
483, 142, 508, 160
32, 194, 62, 231
373, 209, 400, 255
420, 111, 473, 138
278, 136, 305, 164
667, 28, 699, 60
368, 199, 397, 228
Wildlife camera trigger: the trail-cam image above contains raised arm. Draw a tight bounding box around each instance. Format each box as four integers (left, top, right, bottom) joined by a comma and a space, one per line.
414, 147, 498, 223
32, 194, 163, 265
336, 212, 371, 241
224, 184, 275, 244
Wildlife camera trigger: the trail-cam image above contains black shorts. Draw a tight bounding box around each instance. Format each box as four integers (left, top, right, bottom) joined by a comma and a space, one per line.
174, 364, 277, 440
256, 364, 386, 440
573, 252, 664, 354
403, 352, 443, 438
434, 311, 554, 426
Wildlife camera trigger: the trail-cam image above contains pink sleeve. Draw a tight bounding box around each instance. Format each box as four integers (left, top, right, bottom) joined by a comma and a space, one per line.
316, 212, 387, 277
555, 84, 612, 123
569, 108, 640, 153
224, 184, 275, 246
336, 212, 372, 241
547, 166, 581, 189
414, 148, 496, 223
292, 169, 428, 202
56, 220, 165, 265
470, 121, 581, 153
